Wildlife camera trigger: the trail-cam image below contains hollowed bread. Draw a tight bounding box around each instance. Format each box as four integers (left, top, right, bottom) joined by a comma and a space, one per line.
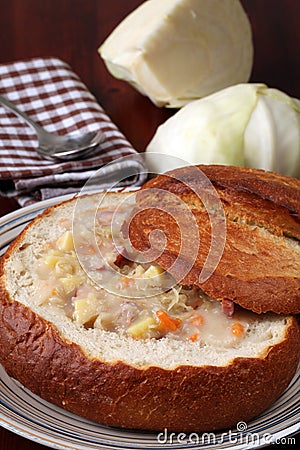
0, 190, 299, 432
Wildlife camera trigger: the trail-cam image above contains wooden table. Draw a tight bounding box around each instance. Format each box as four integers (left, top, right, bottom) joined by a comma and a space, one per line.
0, 1, 299, 448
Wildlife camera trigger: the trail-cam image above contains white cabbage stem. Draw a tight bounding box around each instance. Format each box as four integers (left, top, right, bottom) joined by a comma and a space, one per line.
99, 0, 253, 108
146, 84, 300, 178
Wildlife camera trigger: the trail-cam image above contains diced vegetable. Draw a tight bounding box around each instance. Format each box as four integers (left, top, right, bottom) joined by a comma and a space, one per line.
231, 322, 245, 337
189, 333, 200, 342
187, 314, 204, 327
156, 310, 182, 332
73, 296, 99, 326
121, 276, 134, 286
143, 265, 164, 278
60, 276, 82, 294
43, 254, 61, 268
127, 316, 157, 339
57, 231, 74, 252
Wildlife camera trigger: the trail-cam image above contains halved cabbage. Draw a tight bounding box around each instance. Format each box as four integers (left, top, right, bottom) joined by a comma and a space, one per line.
146, 84, 300, 177
99, 0, 253, 107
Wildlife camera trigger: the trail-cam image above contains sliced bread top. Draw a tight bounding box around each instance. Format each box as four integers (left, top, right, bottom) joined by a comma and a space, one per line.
128, 166, 300, 314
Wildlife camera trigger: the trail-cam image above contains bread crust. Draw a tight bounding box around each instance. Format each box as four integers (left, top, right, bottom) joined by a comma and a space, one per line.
129, 165, 300, 314
0, 283, 299, 432
159, 165, 300, 218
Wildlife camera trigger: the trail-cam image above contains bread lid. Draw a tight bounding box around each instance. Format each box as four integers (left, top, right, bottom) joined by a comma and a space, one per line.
127, 165, 300, 314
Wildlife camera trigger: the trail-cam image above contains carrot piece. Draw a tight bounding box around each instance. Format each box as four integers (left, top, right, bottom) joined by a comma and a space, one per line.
231, 322, 245, 336
187, 314, 204, 327
121, 276, 133, 286
189, 333, 199, 342
51, 288, 57, 296
156, 310, 182, 332
87, 245, 96, 254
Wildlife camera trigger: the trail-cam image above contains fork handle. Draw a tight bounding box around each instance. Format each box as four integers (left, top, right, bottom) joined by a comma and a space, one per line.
0, 93, 46, 135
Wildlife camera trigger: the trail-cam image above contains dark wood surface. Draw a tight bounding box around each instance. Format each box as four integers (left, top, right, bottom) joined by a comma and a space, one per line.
0, 1, 299, 448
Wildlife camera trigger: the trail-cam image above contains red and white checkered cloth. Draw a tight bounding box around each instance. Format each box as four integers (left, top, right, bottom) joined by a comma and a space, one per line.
0, 57, 146, 206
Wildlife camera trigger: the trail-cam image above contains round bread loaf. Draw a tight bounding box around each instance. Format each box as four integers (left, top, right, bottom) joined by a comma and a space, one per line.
0, 190, 299, 432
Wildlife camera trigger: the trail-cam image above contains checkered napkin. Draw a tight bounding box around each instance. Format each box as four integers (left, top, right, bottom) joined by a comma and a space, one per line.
0, 57, 147, 206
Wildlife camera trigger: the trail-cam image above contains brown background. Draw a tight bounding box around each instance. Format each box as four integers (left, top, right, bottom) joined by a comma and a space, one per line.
0, 0, 299, 448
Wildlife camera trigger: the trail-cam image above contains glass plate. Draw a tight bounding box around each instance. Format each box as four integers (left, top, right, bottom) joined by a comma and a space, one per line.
0, 195, 299, 450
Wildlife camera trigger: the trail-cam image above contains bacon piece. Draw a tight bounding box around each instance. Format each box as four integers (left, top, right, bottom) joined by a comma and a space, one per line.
114, 252, 129, 269
222, 298, 235, 317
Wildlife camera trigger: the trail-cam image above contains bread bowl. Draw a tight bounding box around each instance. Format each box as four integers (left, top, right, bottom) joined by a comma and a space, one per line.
0, 167, 299, 433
